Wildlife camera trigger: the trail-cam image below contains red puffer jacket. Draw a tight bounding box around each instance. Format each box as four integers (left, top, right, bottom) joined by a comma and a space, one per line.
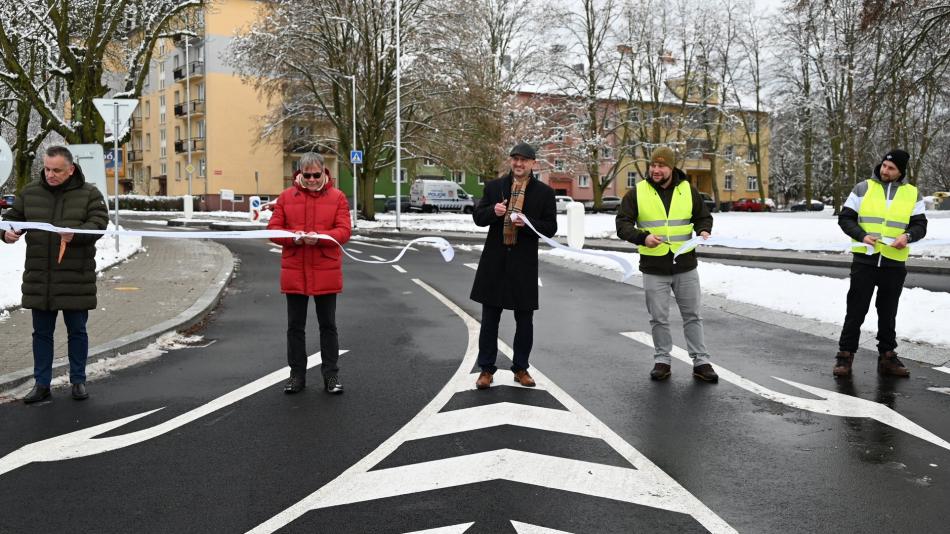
268, 176, 352, 295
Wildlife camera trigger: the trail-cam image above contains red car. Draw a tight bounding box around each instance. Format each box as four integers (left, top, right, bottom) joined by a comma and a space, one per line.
0, 194, 14, 210
731, 197, 769, 212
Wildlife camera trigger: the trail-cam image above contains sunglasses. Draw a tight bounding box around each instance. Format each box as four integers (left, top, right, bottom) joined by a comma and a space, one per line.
300, 171, 324, 179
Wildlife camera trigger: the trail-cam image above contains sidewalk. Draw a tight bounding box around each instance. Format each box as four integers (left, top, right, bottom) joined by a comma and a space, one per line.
0, 237, 234, 393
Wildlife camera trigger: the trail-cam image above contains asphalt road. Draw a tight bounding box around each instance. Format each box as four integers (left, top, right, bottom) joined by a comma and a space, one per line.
0, 235, 948, 534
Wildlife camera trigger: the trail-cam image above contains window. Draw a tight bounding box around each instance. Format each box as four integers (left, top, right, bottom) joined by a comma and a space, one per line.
233, 195, 245, 202
174, 90, 180, 105
159, 95, 166, 124
747, 144, 759, 162
158, 40, 166, 56
601, 147, 612, 160
145, 101, 151, 118
175, 162, 181, 181
627, 171, 637, 188
196, 119, 205, 138
451, 170, 464, 183
724, 145, 735, 160
159, 60, 165, 90
747, 175, 759, 191
199, 158, 206, 177
423, 158, 436, 167
578, 174, 590, 188
478, 174, 486, 185
554, 127, 564, 141
724, 174, 733, 191
174, 126, 181, 142
160, 162, 167, 176
554, 159, 564, 171
173, 55, 180, 70
145, 133, 151, 151
197, 82, 205, 100
392, 168, 408, 183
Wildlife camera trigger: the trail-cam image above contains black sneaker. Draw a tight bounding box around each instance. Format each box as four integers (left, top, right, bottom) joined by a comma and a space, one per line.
693, 364, 719, 383
650, 363, 671, 381
325, 376, 344, 394
283, 375, 305, 394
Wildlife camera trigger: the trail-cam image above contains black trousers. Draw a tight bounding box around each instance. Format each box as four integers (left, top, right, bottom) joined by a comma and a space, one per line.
477, 304, 533, 374
286, 293, 339, 378
838, 262, 907, 354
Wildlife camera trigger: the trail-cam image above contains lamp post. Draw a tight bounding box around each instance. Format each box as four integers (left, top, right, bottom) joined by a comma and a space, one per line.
395, 0, 402, 230
183, 35, 194, 218
347, 74, 357, 229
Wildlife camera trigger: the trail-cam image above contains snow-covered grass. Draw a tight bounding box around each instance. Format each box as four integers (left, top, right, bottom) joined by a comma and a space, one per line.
0, 223, 141, 311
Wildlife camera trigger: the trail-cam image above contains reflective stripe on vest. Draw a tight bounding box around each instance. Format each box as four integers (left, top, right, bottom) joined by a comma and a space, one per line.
636, 180, 694, 256
851, 179, 916, 262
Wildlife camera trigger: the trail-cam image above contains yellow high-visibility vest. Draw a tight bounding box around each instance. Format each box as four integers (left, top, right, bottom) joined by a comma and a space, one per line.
636, 180, 694, 256
851, 179, 916, 262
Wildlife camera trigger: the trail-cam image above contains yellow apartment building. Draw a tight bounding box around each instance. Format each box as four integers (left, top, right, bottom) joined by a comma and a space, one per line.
124, 0, 339, 210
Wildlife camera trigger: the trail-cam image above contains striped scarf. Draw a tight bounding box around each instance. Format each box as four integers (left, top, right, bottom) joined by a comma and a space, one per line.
503, 177, 528, 245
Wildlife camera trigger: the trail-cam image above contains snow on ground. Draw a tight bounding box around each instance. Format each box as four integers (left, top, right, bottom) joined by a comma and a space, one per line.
0, 223, 141, 312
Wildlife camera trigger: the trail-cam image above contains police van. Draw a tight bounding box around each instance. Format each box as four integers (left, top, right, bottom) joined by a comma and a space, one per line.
409, 179, 475, 213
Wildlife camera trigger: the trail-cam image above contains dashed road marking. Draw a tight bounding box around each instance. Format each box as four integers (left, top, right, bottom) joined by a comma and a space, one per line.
371, 255, 387, 262
393, 265, 407, 274
928, 387, 950, 397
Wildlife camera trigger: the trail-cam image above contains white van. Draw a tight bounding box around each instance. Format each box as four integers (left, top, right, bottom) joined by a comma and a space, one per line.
409, 179, 475, 213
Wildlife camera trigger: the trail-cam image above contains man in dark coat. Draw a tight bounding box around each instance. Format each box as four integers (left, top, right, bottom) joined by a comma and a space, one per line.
2, 145, 109, 403
470, 142, 557, 390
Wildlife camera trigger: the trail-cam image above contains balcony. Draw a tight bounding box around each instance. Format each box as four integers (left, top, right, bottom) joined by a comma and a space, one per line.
127, 150, 142, 162
174, 137, 206, 154
173, 99, 206, 118
131, 115, 143, 131
173, 60, 205, 81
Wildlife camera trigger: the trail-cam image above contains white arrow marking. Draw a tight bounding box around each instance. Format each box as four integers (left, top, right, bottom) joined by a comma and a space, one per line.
393, 265, 407, 274
0, 351, 341, 477
926, 387, 950, 397
404, 524, 474, 534
510, 521, 574, 534
247, 280, 736, 534
934, 366, 950, 376
412, 403, 599, 440
622, 331, 950, 452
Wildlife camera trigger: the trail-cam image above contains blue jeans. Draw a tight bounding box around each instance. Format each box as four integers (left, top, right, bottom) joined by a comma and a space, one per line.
32, 310, 89, 386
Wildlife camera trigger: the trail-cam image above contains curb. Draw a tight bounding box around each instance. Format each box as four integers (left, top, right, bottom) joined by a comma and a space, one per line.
0, 240, 235, 392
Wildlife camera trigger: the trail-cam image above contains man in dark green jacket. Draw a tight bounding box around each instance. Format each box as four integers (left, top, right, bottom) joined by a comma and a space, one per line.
2, 146, 109, 403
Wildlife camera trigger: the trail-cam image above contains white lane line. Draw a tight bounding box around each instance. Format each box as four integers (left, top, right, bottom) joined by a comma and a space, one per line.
934, 366, 950, 375
371, 255, 387, 262
349, 248, 363, 254
247, 281, 736, 534
622, 331, 950, 452
464, 262, 541, 286
403, 524, 474, 534
511, 520, 575, 534
412, 403, 599, 440
268, 248, 281, 254
392, 265, 407, 274
928, 388, 950, 396
0, 351, 342, 477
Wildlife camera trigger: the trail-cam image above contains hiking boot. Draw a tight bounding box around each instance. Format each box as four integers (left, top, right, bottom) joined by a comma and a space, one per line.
833, 351, 854, 377
513, 369, 536, 387
878, 351, 910, 377
475, 371, 494, 390
650, 363, 671, 381
693, 364, 719, 383
324, 375, 344, 394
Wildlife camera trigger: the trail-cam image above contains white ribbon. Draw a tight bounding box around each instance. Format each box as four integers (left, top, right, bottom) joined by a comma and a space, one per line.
509, 213, 636, 281
2, 221, 455, 264
672, 234, 950, 260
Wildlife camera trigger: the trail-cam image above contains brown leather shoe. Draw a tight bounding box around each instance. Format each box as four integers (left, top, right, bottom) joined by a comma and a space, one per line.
878, 351, 910, 377
833, 351, 854, 377
692, 364, 719, 383
650, 363, 671, 381
513, 369, 536, 387
476, 371, 494, 389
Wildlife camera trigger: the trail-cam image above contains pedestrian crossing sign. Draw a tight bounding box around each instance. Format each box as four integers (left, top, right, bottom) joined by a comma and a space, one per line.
350, 150, 363, 165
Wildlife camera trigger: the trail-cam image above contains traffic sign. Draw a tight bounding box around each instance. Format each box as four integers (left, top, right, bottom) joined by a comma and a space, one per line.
185, 164, 196, 175
0, 136, 12, 183
93, 98, 139, 134
350, 150, 363, 165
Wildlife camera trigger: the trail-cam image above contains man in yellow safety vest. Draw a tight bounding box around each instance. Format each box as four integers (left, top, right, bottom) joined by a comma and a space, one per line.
616, 147, 717, 382
834, 149, 928, 378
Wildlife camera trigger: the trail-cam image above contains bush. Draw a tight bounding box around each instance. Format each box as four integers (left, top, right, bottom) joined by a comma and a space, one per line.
117, 195, 201, 211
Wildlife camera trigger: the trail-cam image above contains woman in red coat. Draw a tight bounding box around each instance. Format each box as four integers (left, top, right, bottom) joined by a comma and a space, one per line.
268, 152, 352, 394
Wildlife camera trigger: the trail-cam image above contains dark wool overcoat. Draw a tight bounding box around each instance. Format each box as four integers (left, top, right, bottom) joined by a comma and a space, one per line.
2, 165, 109, 310
470, 172, 557, 310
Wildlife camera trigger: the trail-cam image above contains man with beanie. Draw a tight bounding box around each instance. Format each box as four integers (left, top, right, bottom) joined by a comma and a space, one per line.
616, 146, 718, 382
470, 142, 557, 390
833, 149, 927, 378
2, 146, 109, 403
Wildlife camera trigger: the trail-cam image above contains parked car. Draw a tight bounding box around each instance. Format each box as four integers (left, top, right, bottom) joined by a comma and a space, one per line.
790, 199, 825, 212
554, 195, 576, 213
384, 195, 411, 213
698, 192, 716, 212
409, 179, 475, 213
731, 197, 769, 212
0, 194, 14, 210
582, 195, 622, 212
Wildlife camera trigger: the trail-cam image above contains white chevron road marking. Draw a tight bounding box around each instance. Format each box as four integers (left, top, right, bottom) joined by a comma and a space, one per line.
934, 366, 950, 375
510, 521, 574, 534
622, 331, 950, 452
0, 351, 340, 477
412, 403, 599, 440
927, 387, 950, 397
247, 280, 736, 534
403, 524, 474, 534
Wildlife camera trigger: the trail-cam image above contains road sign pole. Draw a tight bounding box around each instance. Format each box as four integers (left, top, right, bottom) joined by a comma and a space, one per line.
113, 105, 121, 252
351, 74, 357, 230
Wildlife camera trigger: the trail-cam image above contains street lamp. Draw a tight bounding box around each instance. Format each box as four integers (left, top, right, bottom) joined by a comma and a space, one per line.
395, 0, 402, 230
183, 34, 195, 218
